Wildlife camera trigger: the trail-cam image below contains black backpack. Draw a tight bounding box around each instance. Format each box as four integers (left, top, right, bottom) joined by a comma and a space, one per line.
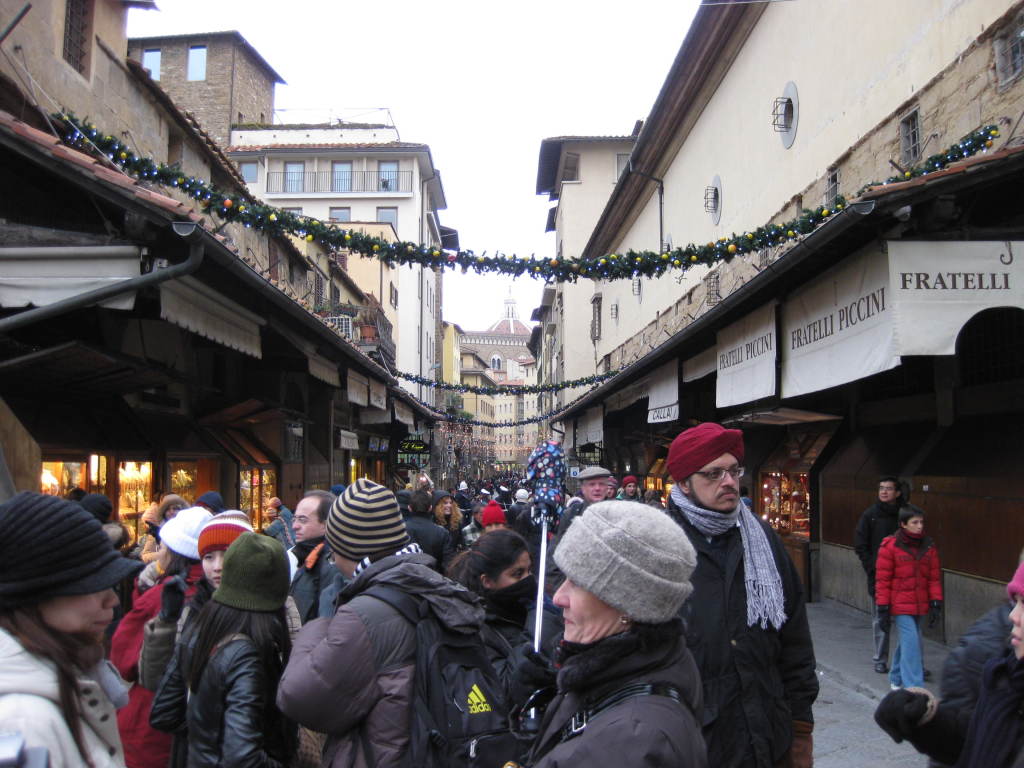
362, 584, 522, 768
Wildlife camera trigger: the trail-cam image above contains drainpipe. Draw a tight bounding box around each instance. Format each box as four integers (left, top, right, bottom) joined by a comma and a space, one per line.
628, 161, 665, 251
0, 221, 206, 334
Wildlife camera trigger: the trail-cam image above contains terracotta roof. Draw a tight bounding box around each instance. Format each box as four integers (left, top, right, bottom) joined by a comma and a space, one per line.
226, 142, 429, 152
482, 318, 533, 336
859, 141, 1024, 198
0, 109, 406, 395
126, 58, 248, 189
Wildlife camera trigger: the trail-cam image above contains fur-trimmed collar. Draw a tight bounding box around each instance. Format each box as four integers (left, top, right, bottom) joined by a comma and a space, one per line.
556, 619, 684, 693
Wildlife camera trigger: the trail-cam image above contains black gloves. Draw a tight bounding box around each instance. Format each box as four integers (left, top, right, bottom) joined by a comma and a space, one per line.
512, 643, 556, 690
877, 605, 891, 633
927, 600, 942, 628
874, 688, 930, 743
158, 575, 187, 622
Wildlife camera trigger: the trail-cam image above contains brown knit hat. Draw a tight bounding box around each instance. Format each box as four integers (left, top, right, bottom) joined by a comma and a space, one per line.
326, 478, 409, 561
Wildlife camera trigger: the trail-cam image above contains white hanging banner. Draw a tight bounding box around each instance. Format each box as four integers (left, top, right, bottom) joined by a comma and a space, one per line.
647, 359, 680, 423
347, 370, 369, 407
578, 406, 604, 445
368, 377, 388, 410
888, 240, 1024, 355
781, 245, 899, 398
682, 347, 716, 382
716, 301, 777, 408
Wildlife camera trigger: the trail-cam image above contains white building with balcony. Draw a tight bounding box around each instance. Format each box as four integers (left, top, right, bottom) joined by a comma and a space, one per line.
227, 122, 451, 401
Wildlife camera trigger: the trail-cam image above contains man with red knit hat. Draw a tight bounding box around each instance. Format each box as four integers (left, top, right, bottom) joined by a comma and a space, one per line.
665, 422, 818, 768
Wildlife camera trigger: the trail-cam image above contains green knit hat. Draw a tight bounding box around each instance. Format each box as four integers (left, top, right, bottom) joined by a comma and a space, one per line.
213, 532, 289, 612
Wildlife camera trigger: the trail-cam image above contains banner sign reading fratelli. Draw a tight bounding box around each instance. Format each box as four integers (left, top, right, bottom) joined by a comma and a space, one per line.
781, 245, 899, 399
887, 240, 1023, 355
716, 301, 777, 407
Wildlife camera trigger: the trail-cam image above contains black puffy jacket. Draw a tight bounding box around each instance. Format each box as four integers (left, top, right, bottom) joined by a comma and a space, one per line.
667, 500, 819, 768
150, 635, 295, 768
401, 513, 450, 570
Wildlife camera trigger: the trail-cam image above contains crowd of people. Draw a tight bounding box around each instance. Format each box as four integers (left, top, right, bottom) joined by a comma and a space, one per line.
0, 422, 1021, 767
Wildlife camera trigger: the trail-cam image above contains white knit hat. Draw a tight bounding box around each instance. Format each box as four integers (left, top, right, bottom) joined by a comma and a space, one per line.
553, 500, 696, 623
159, 506, 213, 560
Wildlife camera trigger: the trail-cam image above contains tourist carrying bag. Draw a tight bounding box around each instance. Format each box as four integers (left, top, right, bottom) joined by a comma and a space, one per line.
362, 584, 521, 767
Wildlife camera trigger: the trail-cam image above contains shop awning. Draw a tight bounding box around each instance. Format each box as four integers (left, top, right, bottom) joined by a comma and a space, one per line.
394, 400, 415, 426
204, 427, 276, 467
307, 352, 341, 388
334, 428, 359, 450
578, 406, 604, 446
682, 347, 716, 382
647, 359, 680, 423
716, 301, 777, 408
725, 407, 841, 426
888, 240, 1024, 355
781, 244, 899, 399
160, 276, 265, 359
368, 377, 388, 410
360, 405, 392, 424
0, 245, 142, 311
347, 371, 369, 406
0, 341, 172, 397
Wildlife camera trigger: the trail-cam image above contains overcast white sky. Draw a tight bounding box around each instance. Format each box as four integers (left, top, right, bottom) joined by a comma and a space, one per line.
128, 0, 700, 332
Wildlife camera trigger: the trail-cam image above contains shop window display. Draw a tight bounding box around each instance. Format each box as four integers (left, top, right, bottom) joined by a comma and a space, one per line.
761, 471, 810, 536
118, 461, 153, 539
239, 467, 276, 531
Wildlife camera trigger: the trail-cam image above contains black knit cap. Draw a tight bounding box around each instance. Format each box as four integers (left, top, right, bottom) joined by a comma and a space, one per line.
0, 491, 143, 607
79, 493, 113, 524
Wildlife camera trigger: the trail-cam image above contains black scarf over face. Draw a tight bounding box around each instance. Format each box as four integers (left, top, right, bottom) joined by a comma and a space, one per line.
485, 574, 536, 626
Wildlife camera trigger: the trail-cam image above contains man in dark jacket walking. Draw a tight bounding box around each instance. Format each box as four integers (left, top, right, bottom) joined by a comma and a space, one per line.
853, 476, 903, 673
289, 489, 340, 624
277, 479, 484, 768
665, 422, 818, 768
402, 489, 450, 570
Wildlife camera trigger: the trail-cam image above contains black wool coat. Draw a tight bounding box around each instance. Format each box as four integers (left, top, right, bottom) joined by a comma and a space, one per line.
528, 620, 707, 768
667, 500, 819, 768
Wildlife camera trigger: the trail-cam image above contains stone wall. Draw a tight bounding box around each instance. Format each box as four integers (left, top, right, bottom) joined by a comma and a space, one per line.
602, 5, 1024, 373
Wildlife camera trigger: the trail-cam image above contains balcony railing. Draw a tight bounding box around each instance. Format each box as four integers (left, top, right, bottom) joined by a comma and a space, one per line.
266, 170, 413, 194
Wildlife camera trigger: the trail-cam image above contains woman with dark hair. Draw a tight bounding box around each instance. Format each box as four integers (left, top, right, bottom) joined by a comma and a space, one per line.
151, 533, 296, 767
447, 529, 561, 708
0, 491, 143, 767
111, 507, 211, 768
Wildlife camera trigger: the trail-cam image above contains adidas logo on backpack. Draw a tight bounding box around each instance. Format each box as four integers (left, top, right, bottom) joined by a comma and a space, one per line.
467, 684, 492, 714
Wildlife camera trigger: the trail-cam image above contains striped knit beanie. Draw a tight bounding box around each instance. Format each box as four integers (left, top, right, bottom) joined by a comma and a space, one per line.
326, 478, 409, 561
198, 512, 253, 558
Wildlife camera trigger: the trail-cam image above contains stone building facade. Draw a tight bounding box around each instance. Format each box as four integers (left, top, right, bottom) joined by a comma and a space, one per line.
127, 31, 283, 147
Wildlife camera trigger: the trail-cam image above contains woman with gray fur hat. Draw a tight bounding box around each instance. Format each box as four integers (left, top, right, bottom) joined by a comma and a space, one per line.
526, 500, 707, 767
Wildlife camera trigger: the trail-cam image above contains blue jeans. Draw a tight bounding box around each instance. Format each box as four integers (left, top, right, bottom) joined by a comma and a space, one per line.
890, 614, 924, 688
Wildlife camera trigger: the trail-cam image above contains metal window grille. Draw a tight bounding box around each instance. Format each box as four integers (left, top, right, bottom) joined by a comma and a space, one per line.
704, 186, 720, 214
899, 110, 921, 167
825, 168, 840, 207
705, 272, 721, 306
631, 278, 642, 297
314, 272, 325, 308
609, 303, 618, 320
590, 298, 602, 341
63, 0, 90, 73
995, 14, 1024, 84
758, 248, 772, 269
772, 97, 794, 132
